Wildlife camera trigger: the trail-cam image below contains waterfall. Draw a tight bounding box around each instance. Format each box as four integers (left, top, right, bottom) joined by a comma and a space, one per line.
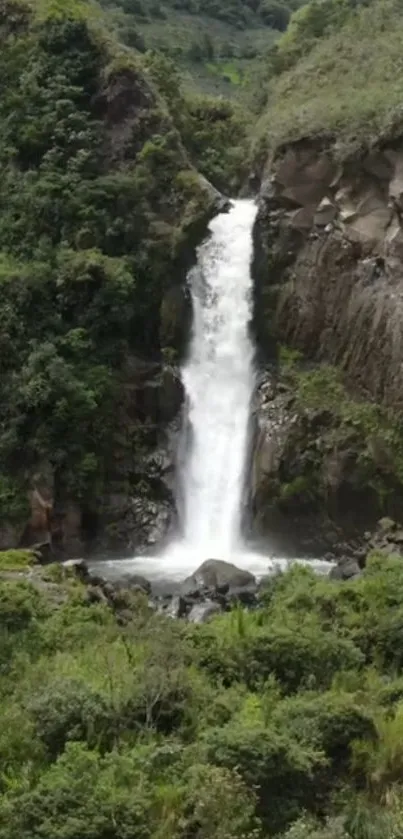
88, 200, 333, 583
177, 199, 257, 556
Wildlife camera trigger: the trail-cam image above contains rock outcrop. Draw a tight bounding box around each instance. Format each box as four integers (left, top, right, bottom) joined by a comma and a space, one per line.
249, 373, 368, 553
253, 140, 403, 411
82, 557, 260, 620
251, 138, 403, 551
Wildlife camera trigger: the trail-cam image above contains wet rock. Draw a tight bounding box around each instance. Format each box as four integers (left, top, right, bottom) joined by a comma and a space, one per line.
85, 585, 108, 605
100, 494, 174, 554
254, 139, 403, 415
247, 364, 403, 555
329, 557, 361, 581
101, 581, 118, 602
187, 599, 223, 624
160, 285, 191, 360
227, 584, 258, 606
62, 558, 91, 582
165, 594, 188, 619
32, 541, 54, 565
314, 197, 337, 227
119, 573, 151, 594
181, 559, 256, 596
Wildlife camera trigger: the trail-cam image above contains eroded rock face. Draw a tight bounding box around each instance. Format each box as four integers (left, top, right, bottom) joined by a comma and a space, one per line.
248, 372, 403, 555
253, 141, 403, 411
95, 359, 184, 554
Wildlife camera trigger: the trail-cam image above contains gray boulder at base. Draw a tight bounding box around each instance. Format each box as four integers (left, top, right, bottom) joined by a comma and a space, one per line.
187, 599, 223, 623
165, 594, 188, 619
181, 559, 256, 596
329, 557, 361, 581
62, 558, 91, 582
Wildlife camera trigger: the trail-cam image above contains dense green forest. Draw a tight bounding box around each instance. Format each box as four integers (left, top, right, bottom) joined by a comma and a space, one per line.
0, 0, 247, 536
2, 550, 403, 837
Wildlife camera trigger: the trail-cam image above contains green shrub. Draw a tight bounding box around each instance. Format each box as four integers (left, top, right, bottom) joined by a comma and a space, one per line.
0, 550, 35, 571
201, 720, 325, 833
27, 679, 117, 758
272, 691, 376, 773
192, 602, 364, 693
0, 580, 48, 633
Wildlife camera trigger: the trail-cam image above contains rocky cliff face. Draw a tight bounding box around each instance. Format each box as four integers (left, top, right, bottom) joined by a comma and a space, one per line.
251, 138, 403, 552
254, 139, 403, 408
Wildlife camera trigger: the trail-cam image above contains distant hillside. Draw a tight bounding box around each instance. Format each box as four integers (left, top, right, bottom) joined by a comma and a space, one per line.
253, 0, 403, 162
100, 0, 304, 95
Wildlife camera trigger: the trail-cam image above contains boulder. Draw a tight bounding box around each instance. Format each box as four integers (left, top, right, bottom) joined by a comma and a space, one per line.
62, 558, 90, 581
329, 557, 361, 581
165, 594, 188, 619
32, 541, 54, 565
181, 559, 256, 597
187, 599, 223, 624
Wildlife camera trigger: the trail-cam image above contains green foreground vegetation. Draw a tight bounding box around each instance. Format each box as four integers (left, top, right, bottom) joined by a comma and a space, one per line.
2, 553, 403, 836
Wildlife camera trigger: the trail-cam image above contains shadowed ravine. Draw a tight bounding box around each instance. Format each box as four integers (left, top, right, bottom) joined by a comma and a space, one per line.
90, 200, 330, 583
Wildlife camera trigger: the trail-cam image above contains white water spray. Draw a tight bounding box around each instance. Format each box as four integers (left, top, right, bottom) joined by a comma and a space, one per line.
89, 200, 332, 582
178, 199, 257, 555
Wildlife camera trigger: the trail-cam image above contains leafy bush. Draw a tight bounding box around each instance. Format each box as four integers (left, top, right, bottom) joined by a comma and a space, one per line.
0, 550, 34, 571
201, 720, 325, 833
0, 580, 48, 633
27, 679, 117, 758
272, 691, 376, 773
0, 741, 258, 839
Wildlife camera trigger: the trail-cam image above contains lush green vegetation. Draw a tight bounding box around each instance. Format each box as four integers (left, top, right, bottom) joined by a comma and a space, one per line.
253, 0, 403, 159
2, 553, 403, 836
102, 0, 297, 96
271, 351, 403, 518
145, 52, 250, 192
0, 0, 250, 529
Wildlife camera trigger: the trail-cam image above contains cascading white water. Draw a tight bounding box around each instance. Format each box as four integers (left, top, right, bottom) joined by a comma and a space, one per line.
88, 199, 333, 582
178, 199, 257, 556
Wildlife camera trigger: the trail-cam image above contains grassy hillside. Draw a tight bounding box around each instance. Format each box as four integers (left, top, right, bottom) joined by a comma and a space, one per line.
253, 0, 403, 161
100, 0, 299, 96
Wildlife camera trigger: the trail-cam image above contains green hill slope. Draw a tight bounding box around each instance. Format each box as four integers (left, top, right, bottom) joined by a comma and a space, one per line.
254, 0, 403, 161
101, 0, 300, 96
